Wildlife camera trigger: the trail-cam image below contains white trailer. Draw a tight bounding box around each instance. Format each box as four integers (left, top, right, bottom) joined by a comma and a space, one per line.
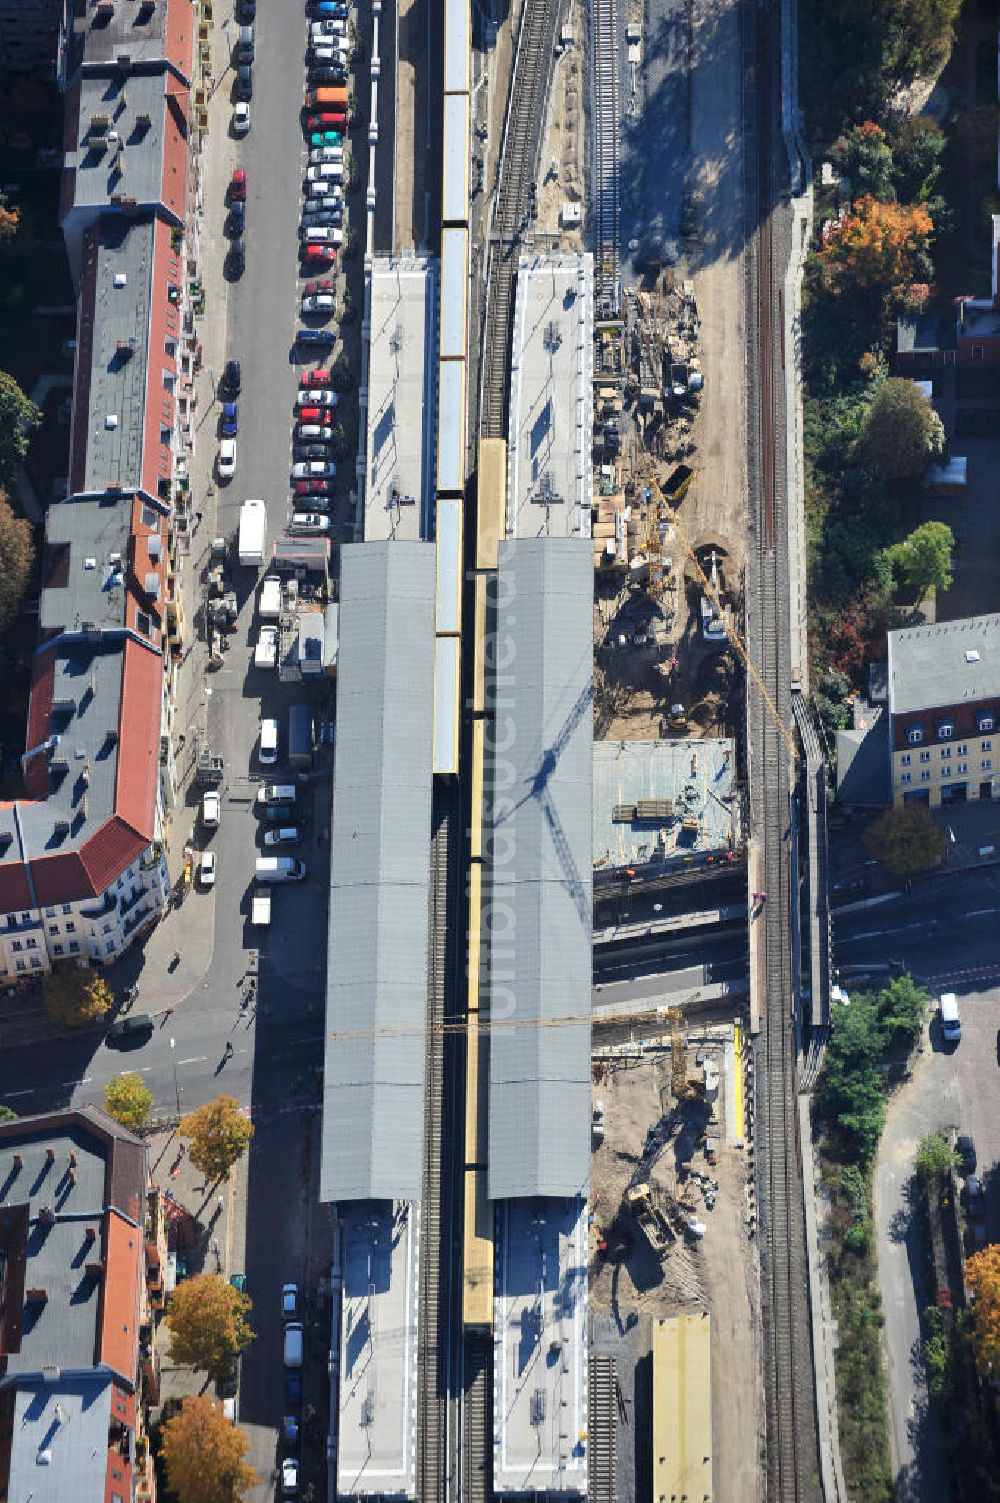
238, 498, 267, 567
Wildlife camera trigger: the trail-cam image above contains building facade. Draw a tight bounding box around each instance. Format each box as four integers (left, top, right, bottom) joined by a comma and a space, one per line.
887, 615, 1000, 808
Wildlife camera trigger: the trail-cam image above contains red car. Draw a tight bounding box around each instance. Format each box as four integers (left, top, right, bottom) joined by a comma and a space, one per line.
293, 479, 335, 497
296, 406, 334, 425
300, 368, 332, 388
303, 280, 334, 297
304, 113, 347, 132
301, 245, 334, 265
230, 168, 247, 202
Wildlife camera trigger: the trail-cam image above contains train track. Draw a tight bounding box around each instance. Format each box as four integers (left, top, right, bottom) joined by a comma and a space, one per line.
462, 1333, 492, 1503
480, 0, 564, 437
590, 0, 620, 314
417, 789, 461, 1503
587, 1353, 617, 1503
745, 4, 823, 1501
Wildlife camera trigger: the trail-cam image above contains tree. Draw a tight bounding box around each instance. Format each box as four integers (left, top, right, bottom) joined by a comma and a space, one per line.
966, 1244, 1000, 1378
875, 974, 928, 1047
864, 805, 947, 875
43, 966, 113, 1030
832, 122, 896, 203
891, 116, 946, 203
889, 520, 954, 598
104, 1072, 154, 1132
915, 1132, 957, 1182
180, 1094, 253, 1181
161, 1394, 258, 1503
818, 991, 887, 1166
855, 377, 944, 481
164, 1274, 255, 1380
820, 196, 934, 298
0, 371, 40, 484
884, 0, 963, 79
0, 1105, 18, 1124
0, 492, 35, 634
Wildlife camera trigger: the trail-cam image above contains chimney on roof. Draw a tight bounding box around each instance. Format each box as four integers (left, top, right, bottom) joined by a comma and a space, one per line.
69, 1151, 76, 1168
67, 1168, 76, 1186
12, 1154, 21, 1171
45, 1148, 54, 1165
38, 1206, 55, 1225
85, 1260, 105, 1279
25, 1288, 48, 1303
84, 1226, 96, 1243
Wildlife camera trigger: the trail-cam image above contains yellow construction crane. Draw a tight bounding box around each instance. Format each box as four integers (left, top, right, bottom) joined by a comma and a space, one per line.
664, 1005, 705, 1101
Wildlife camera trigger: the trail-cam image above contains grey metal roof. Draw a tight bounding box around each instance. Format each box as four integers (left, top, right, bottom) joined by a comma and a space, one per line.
887, 614, 1000, 716
40, 493, 133, 634
321, 543, 437, 1204
74, 0, 172, 69
77, 218, 155, 494
70, 72, 170, 214
485, 539, 593, 1201
8, 1376, 114, 1503
364, 258, 437, 541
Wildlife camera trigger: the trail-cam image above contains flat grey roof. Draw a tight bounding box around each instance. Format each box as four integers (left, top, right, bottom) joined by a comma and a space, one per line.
78, 218, 155, 494
508, 256, 593, 541
40, 493, 133, 634
485, 539, 593, 1202
70, 71, 168, 213
337, 1202, 419, 1499
364, 258, 437, 542
8, 1376, 114, 1503
493, 1198, 589, 1497
887, 614, 1000, 716
0, 1124, 108, 1376
75, 0, 171, 68
321, 543, 437, 1204
592, 738, 741, 872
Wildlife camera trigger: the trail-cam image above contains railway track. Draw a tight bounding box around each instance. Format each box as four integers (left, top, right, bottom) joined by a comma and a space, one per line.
480, 0, 564, 437
417, 789, 461, 1503
587, 1353, 617, 1503
462, 1333, 492, 1503
591, 0, 620, 314
745, 5, 823, 1501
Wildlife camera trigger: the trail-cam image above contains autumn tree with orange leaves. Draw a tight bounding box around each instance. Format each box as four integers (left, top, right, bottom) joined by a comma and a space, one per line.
161, 1395, 257, 1503
966, 1244, 1000, 1378
819, 195, 934, 301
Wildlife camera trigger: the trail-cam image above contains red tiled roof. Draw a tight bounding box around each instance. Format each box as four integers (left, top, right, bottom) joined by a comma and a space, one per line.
164, 0, 196, 83
30, 850, 91, 907
23, 651, 56, 801
115, 639, 161, 842
98, 1212, 142, 1380
81, 819, 149, 897
0, 855, 31, 913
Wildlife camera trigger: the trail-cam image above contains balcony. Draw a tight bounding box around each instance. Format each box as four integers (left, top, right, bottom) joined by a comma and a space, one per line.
80, 890, 116, 921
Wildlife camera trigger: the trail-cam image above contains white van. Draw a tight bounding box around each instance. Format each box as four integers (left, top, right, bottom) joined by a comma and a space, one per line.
283, 1321, 303, 1368
939, 992, 961, 1043
255, 856, 307, 884
259, 717, 279, 765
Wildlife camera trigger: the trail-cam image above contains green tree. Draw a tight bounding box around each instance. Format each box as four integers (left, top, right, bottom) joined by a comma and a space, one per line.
884, 0, 963, 78
161, 1394, 258, 1503
891, 116, 946, 202
0, 1105, 18, 1124
0, 371, 40, 484
0, 492, 35, 634
818, 992, 887, 1166
876, 974, 928, 1046
180, 1094, 254, 1181
921, 1305, 954, 1402
43, 967, 114, 1030
833, 122, 896, 202
855, 377, 944, 480
104, 1072, 154, 1132
165, 1274, 255, 1380
864, 804, 947, 875
915, 1132, 957, 1182
889, 520, 954, 598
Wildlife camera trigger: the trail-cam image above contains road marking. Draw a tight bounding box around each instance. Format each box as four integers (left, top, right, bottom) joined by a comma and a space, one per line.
59, 1077, 90, 1087
5, 1088, 35, 1098
967, 908, 1000, 917
179, 1056, 208, 1065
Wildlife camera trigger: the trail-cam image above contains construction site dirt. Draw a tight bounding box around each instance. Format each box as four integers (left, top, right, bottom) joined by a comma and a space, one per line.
590, 1034, 763, 1503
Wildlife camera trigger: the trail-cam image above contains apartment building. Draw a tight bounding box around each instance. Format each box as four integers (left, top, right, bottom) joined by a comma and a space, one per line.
887, 615, 1000, 808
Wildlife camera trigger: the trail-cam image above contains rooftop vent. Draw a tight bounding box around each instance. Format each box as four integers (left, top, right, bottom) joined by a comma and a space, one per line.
966, 649, 981, 663
116, 53, 132, 70
135, 112, 152, 128
109, 552, 122, 565
84, 557, 96, 570
89, 114, 109, 135
144, 572, 160, 598
543, 319, 563, 353
25, 1287, 48, 1303
85, 1260, 105, 1278
105, 415, 118, 431
115, 340, 133, 358
53, 819, 70, 836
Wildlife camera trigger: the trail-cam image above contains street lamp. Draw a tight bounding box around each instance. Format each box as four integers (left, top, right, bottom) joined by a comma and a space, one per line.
169, 1036, 180, 1119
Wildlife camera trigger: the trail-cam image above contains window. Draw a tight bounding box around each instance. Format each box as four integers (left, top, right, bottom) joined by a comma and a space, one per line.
979, 716, 994, 734
29, 958, 41, 969
136, 610, 152, 637
65, 921, 75, 934
159, 425, 171, 446
958, 743, 968, 756
919, 751, 931, 763
44, 906, 55, 918
982, 759, 993, 771
941, 746, 952, 759
937, 721, 954, 740
47, 925, 58, 936
25, 939, 37, 950
164, 338, 177, 358
106, 940, 115, 955
900, 772, 912, 786
907, 726, 924, 745
972, 344, 985, 360
68, 941, 79, 954
163, 370, 175, 393
52, 944, 63, 956
15, 960, 25, 973
921, 770, 932, 781
4, 917, 13, 930
62, 904, 72, 915
958, 762, 969, 774
10, 941, 21, 952
900, 753, 912, 767
102, 923, 113, 935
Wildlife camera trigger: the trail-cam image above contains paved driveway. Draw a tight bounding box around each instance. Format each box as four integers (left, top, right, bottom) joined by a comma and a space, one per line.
874, 983, 1000, 1503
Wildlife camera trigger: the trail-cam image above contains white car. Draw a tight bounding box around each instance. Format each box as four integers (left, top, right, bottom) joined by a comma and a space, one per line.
296, 423, 334, 440
292, 461, 336, 479
200, 851, 217, 888
310, 45, 348, 64
302, 294, 335, 315
309, 146, 344, 165
281, 1456, 299, 1498
254, 624, 278, 668
259, 718, 279, 765
303, 226, 343, 248
288, 512, 331, 535
233, 101, 251, 135
259, 576, 282, 619
311, 18, 347, 39
264, 826, 300, 847
295, 388, 338, 408
305, 179, 344, 200
202, 791, 221, 828
306, 164, 344, 184
218, 438, 236, 481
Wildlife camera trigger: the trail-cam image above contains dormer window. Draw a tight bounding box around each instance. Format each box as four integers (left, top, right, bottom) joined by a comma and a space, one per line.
978, 714, 994, 734
936, 720, 954, 740
907, 726, 924, 745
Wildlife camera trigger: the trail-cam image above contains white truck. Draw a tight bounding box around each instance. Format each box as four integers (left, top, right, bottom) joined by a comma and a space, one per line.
251, 887, 271, 926
238, 498, 267, 567
259, 575, 282, 619
254, 624, 278, 670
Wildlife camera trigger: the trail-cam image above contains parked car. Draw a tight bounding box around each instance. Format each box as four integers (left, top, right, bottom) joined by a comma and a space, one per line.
304, 113, 346, 132
229, 238, 245, 275
312, 2, 349, 19
292, 461, 336, 480
301, 295, 335, 316
309, 144, 344, 164
257, 784, 298, 807
202, 791, 221, 827
308, 129, 343, 147
301, 279, 334, 298
229, 168, 247, 201
107, 1014, 155, 1045
220, 401, 238, 437
281, 1457, 299, 1498
305, 179, 344, 200
218, 439, 236, 481
265, 827, 301, 847
957, 1134, 977, 1175
282, 1415, 300, 1449
309, 66, 349, 85
302, 228, 342, 250
966, 1175, 986, 1217
235, 64, 253, 99
282, 1283, 300, 1320
306, 164, 344, 184
294, 478, 334, 497
310, 17, 348, 38
259, 717, 279, 765
296, 389, 338, 408
284, 1372, 303, 1410
233, 101, 251, 135
228, 200, 245, 236
200, 851, 217, 888
301, 208, 344, 229
294, 443, 332, 461
300, 247, 336, 267
295, 325, 336, 344
288, 512, 331, 535
301, 367, 333, 386
259, 802, 297, 824
221, 359, 241, 396
296, 423, 334, 440
308, 51, 347, 70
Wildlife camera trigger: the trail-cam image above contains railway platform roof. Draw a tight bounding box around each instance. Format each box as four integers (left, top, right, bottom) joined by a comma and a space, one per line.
337, 1201, 419, 1500
493, 1197, 589, 1497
